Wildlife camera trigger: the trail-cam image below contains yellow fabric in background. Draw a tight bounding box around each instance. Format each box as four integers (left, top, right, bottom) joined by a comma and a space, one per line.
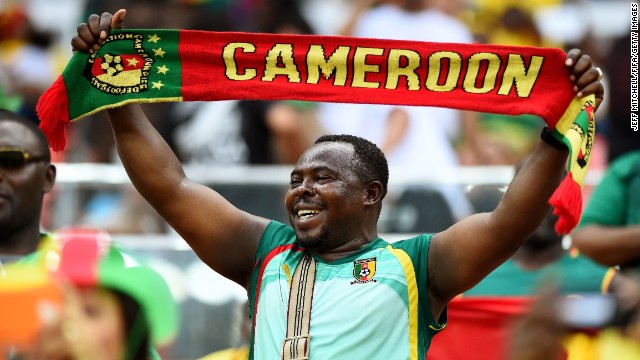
199, 346, 249, 360
461, 0, 561, 47
564, 329, 640, 360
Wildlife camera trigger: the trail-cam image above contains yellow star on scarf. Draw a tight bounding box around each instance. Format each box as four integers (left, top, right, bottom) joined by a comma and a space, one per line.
153, 48, 166, 57
157, 65, 169, 75
152, 81, 164, 89
126, 58, 139, 67
148, 34, 161, 43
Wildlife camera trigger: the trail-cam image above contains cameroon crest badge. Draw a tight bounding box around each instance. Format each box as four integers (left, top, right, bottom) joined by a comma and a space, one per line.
84, 32, 154, 95
352, 258, 377, 284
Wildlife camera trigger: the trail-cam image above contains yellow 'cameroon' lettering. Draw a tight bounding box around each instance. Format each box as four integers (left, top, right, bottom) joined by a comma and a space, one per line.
352, 47, 384, 88
463, 53, 501, 94
223, 41, 546, 100
425, 52, 462, 92
385, 49, 421, 90
262, 44, 301, 83
498, 54, 544, 97
306, 45, 350, 86
223, 42, 257, 81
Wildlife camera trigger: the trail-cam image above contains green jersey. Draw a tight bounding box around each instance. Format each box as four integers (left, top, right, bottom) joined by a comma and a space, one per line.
579, 150, 640, 229
464, 252, 614, 296
578, 150, 640, 269
248, 221, 445, 360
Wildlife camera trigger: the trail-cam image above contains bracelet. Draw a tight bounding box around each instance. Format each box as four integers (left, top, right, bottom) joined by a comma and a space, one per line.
540, 127, 567, 150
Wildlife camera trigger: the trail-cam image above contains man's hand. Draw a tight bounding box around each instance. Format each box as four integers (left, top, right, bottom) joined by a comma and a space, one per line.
71, 9, 126, 54
565, 48, 605, 110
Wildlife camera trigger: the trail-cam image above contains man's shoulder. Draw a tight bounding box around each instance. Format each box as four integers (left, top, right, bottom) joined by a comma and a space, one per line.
255, 221, 297, 257
387, 233, 434, 244
385, 233, 435, 257
10, 233, 56, 266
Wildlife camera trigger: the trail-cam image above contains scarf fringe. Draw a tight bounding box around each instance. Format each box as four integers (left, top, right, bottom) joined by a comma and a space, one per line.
549, 173, 582, 235
36, 75, 70, 152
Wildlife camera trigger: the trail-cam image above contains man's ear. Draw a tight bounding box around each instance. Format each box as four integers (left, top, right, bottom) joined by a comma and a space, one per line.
43, 164, 56, 193
364, 181, 384, 206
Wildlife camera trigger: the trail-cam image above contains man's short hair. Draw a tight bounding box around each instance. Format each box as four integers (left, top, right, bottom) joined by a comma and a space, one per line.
315, 134, 389, 199
0, 109, 51, 162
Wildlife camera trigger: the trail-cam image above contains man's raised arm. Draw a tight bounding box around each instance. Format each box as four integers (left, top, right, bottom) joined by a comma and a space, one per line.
73, 10, 269, 288
426, 49, 605, 320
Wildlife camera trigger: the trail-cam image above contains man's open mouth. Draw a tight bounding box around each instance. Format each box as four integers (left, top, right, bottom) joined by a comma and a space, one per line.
297, 209, 321, 220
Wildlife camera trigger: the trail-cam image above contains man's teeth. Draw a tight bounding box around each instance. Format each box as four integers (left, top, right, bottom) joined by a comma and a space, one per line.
298, 209, 320, 219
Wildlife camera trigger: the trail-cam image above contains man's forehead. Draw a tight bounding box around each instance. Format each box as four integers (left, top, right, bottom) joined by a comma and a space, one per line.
296, 142, 355, 167
0, 121, 39, 150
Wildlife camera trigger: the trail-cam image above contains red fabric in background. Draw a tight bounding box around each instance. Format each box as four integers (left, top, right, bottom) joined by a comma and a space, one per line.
57, 232, 100, 286
427, 297, 532, 360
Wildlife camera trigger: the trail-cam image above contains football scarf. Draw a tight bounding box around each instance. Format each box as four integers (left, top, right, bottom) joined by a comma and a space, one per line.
36, 29, 596, 233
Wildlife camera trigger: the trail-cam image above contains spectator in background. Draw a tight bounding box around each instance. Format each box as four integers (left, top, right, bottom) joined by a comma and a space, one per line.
238, 2, 321, 165
0, 1, 71, 124
459, 0, 563, 166
464, 210, 619, 298
572, 149, 640, 274
0, 3, 27, 113
327, 0, 491, 170
427, 165, 640, 360
0, 112, 176, 357
565, 33, 635, 243
508, 283, 640, 360
465, 159, 633, 297
3, 228, 178, 359
0, 110, 56, 263
462, 0, 557, 47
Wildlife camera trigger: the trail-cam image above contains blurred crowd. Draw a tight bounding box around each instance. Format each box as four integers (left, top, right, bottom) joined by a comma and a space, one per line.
1, 0, 638, 359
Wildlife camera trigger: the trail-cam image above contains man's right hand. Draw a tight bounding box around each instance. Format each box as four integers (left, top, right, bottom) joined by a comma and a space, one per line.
69, 9, 266, 289
71, 9, 126, 54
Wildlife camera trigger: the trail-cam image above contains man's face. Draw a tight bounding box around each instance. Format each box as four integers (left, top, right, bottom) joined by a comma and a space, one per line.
0, 121, 54, 235
77, 287, 127, 359
285, 142, 368, 251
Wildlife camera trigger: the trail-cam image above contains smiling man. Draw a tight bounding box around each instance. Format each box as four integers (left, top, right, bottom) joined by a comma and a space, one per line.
0, 110, 56, 262
70, 9, 605, 360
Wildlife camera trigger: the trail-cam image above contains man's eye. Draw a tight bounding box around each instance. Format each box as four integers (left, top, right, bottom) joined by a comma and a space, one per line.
290, 179, 301, 186
84, 303, 101, 318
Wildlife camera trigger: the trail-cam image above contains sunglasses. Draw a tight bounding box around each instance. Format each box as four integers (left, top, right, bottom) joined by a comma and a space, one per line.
0, 147, 48, 170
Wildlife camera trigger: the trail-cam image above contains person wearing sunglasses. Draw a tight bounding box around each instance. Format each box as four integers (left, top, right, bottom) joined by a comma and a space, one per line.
0, 109, 56, 264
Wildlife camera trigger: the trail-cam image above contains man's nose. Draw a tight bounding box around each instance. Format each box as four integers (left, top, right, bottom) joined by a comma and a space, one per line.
294, 179, 316, 197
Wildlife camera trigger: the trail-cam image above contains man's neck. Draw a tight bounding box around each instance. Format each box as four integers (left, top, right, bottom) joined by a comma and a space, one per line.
512, 242, 565, 271
0, 226, 42, 256
310, 229, 378, 263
